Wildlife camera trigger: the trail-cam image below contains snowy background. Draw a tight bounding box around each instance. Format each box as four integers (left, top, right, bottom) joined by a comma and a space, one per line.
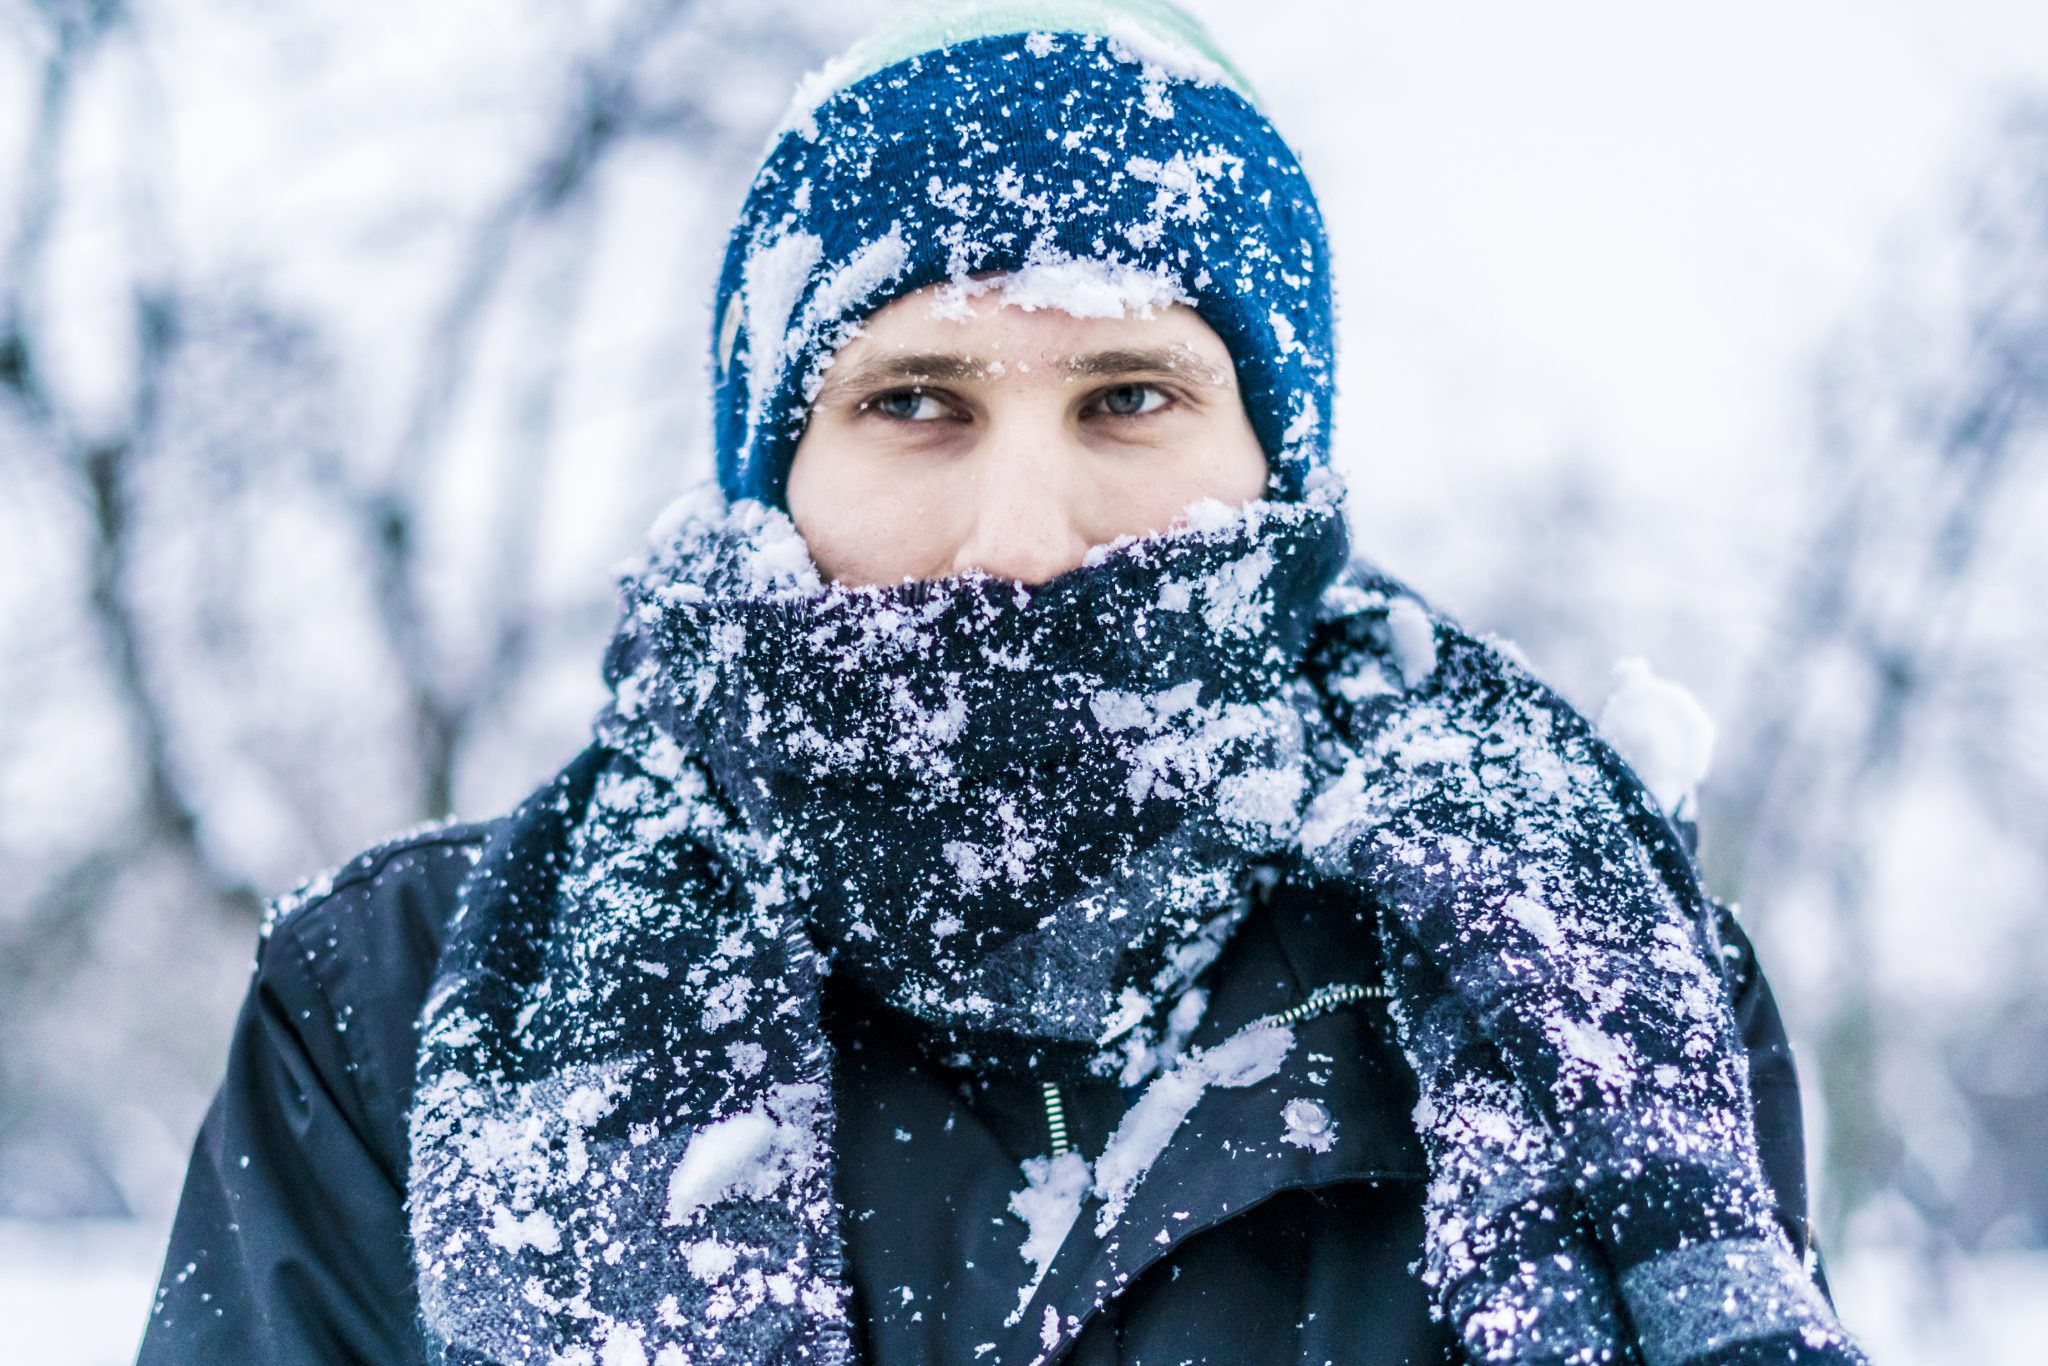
3, 0, 2046, 1361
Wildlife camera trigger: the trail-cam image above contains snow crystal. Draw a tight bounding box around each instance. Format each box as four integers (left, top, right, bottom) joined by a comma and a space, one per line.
725, 1041, 767, 1078
1097, 986, 1155, 1044
685, 1238, 739, 1281
1598, 656, 1715, 816
1296, 756, 1370, 856
806, 229, 909, 333
724, 499, 822, 594
1214, 761, 1308, 839
1089, 680, 1201, 734
1281, 1096, 1337, 1153
1197, 546, 1277, 638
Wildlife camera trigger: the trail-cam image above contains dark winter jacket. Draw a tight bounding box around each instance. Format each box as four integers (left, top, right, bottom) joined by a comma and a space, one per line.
139, 804, 1825, 1365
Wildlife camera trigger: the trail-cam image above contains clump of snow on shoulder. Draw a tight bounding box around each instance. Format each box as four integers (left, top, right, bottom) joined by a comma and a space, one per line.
1597, 656, 1714, 816
1386, 598, 1438, 688
1092, 1021, 1295, 1234
1005, 1149, 1090, 1321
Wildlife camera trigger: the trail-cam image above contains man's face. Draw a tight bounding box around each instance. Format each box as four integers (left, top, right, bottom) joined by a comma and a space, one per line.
786, 280, 1270, 586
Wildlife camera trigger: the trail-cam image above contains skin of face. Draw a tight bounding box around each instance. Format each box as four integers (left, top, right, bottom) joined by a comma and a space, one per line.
785, 280, 1271, 586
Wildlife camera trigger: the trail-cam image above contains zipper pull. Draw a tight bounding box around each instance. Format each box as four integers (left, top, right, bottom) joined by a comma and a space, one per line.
1040, 1079, 1072, 1157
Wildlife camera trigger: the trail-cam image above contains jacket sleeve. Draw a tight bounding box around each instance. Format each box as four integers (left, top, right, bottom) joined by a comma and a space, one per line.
1715, 902, 1837, 1303
138, 915, 426, 1366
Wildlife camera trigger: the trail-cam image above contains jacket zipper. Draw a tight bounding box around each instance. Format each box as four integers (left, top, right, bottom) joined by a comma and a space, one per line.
1256, 980, 1392, 1029
1036, 982, 1390, 1156
1040, 1080, 1072, 1157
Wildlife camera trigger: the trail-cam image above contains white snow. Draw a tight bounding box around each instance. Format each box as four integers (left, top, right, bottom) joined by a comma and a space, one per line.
485, 1206, 561, 1254
1281, 1096, 1337, 1153
665, 1108, 780, 1225
1104, 19, 1232, 89
1597, 656, 1715, 816
12, 1219, 2039, 1366
662, 1084, 823, 1227
933, 257, 1192, 321
1006, 1149, 1091, 1321
1091, 1022, 1296, 1234
1386, 598, 1439, 689
600, 1324, 649, 1366
739, 229, 823, 438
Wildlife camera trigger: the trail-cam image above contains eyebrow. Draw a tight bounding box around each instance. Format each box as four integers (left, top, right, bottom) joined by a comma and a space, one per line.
815, 345, 1231, 399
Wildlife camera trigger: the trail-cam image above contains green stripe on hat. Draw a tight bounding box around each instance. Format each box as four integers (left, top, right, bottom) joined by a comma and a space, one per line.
774, 0, 1262, 141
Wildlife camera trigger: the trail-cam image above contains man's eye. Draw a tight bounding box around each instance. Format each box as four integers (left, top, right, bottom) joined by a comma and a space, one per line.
868, 389, 948, 421
1096, 383, 1168, 417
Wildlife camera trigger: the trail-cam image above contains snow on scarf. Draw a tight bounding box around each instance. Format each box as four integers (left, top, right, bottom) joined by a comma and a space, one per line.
1298, 573, 1865, 1365
406, 483, 1347, 1364
406, 483, 1865, 1365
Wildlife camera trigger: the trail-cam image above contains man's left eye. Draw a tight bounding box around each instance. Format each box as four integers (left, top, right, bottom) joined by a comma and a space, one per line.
1097, 383, 1168, 417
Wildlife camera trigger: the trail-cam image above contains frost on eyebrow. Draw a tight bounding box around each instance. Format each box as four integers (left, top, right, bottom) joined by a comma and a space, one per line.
810, 351, 994, 401
813, 344, 1231, 406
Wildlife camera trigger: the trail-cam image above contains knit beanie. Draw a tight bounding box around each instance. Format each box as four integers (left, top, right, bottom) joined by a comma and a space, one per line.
709, 0, 1335, 509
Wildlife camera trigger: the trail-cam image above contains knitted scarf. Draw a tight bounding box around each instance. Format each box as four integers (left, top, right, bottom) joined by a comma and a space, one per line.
406, 487, 1865, 1365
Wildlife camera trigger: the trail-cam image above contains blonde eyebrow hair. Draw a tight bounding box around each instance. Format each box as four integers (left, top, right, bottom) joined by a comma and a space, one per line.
1064, 347, 1232, 387
815, 345, 1232, 400
815, 352, 989, 399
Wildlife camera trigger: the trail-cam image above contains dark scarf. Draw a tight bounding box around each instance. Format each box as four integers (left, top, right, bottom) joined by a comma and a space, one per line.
407, 488, 1864, 1365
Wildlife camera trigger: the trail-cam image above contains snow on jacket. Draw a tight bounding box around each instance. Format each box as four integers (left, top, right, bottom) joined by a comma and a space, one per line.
137, 795, 1826, 1365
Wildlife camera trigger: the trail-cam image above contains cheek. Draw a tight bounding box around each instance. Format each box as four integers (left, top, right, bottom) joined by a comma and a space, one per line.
787, 451, 957, 585
1084, 434, 1270, 535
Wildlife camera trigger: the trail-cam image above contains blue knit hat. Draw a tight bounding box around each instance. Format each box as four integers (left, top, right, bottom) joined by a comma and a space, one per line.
710, 0, 1334, 509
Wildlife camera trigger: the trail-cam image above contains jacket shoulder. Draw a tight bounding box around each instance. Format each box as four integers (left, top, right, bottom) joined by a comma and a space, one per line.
259, 816, 493, 948
247, 815, 503, 1185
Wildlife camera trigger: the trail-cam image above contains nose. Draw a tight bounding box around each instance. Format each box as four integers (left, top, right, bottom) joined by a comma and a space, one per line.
947, 429, 1091, 584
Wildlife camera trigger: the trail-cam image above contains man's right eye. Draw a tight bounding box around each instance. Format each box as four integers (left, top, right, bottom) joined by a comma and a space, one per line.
866, 388, 948, 421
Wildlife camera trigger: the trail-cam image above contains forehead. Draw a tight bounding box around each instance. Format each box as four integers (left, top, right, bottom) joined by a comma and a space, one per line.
831, 279, 1234, 374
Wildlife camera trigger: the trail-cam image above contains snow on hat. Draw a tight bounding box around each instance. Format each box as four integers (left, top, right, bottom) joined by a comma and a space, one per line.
709, 0, 1335, 508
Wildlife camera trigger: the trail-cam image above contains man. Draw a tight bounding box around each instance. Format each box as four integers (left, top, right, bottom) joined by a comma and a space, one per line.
142, 3, 1864, 1363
